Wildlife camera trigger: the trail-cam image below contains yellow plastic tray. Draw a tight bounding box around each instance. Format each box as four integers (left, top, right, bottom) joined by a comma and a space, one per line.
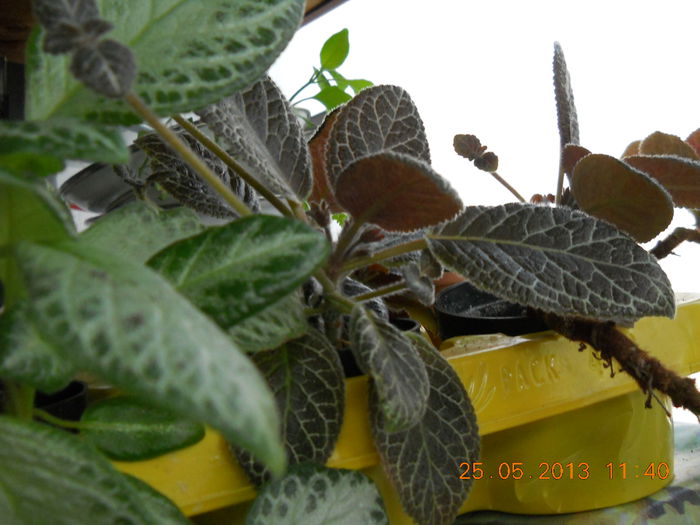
114, 296, 700, 523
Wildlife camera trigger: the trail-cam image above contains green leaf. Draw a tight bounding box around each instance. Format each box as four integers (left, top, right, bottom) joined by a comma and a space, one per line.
0, 171, 74, 306
79, 200, 205, 264
624, 155, 700, 209
327, 85, 431, 186
0, 118, 128, 177
26, 0, 306, 123
553, 42, 579, 147
346, 78, 373, 94
315, 67, 332, 90
327, 69, 349, 90
370, 334, 480, 525
0, 303, 75, 393
228, 291, 308, 353
16, 240, 285, 475
246, 464, 388, 525
349, 306, 429, 432
197, 76, 312, 201
427, 203, 675, 325
335, 152, 462, 231
320, 28, 350, 70
313, 86, 352, 110
0, 416, 188, 524
81, 395, 205, 461
122, 474, 190, 524
572, 153, 674, 242
234, 329, 345, 485
148, 215, 329, 331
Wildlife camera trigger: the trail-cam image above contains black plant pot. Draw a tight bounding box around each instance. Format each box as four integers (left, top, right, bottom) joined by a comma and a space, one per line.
435, 282, 548, 340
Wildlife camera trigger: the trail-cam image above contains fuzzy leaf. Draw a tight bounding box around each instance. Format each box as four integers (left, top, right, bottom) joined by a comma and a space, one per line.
371, 334, 479, 525
313, 86, 353, 110
553, 42, 580, 148
0, 118, 128, 176
561, 144, 591, 182
81, 396, 205, 461
69, 39, 136, 98
148, 215, 329, 330
621, 140, 641, 158
246, 464, 388, 525
32, 0, 100, 33
228, 291, 308, 353
327, 85, 431, 185
639, 131, 699, 160
427, 203, 675, 325
335, 152, 462, 231
136, 130, 259, 218
349, 306, 429, 431
308, 108, 343, 210
401, 264, 435, 306
79, 201, 205, 263
17, 240, 285, 475
0, 416, 188, 524
572, 154, 674, 242
0, 303, 75, 393
43, 18, 114, 55
320, 28, 350, 70
686, 128, 700, 157
27, 0, 305, 123
234, 330, 344, 485
197, 76, 312, 201
625, 155, 700, 209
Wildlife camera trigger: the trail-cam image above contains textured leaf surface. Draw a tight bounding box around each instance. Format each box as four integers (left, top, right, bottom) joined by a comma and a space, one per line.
335, 152, 462, 231
148, 215, 329, 330
0, 118, 128, 176
17, 240, 285, 475
0, 303, 75, 393
327, 85, 431, 185
197, 76, 312, 201
624, 155, 700, 209
79, 201, 204, 263
235, 330, 344, 485
246, 464, 388, 525
308, 108, 343, 210
639, 131, 699, 160
32, 0, 100, 32
122, 475, 190, 525
136, 130, 259, 218
69, 39, 136, 98
0, 416, 188, 524
349, 306, 429, 431
81, 396, 205, 460
572, 154, 674, 242
686, 128, 700, 157
371, 334, 479, 525
427, 203, 675, 325
27, 0, 305, 123
553, 42, 580, 147
228, 291, 308, 353
561, 144, 591, 182
401, 263, 435, 306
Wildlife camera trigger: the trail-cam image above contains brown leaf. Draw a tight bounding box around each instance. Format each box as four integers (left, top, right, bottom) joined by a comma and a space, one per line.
562, 144, 591, 181
621, 140, 641, 158
685, 128, 700, 158
453, 134, 484, 161
572, 154, 674, 242
625, 155, 700, 209
335, 152, 462, 232
639, 131, 699, 160
307, 108, 343, 211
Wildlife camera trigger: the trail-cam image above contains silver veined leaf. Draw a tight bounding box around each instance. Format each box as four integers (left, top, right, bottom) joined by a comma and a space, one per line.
349, 305, 429, 432
246, 464, 388, 525
401, 263, 435, 306
427, 203, 675, 325
32, 0, 100, 34
370, 334, 479, 525
16, 240, 286, 476
197, 76, 312, 201
70, 39, 136, 98
553, 42, 580, 148
234, 329, 344, 485
326, 85, 431, 186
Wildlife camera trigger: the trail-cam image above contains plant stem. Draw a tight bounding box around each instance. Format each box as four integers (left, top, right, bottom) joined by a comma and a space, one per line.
33, 408, 85, 430
125, 92, 252, 217
289, 69, 324, 104
650, 227, 700, 260
3, 381, 35, 420
490, 171, 526, 203
353, 282, 406, 303
341, 238, 428, 274
172, 115, 293, 217
555, 152, 566, 205
334, 219, 365, 263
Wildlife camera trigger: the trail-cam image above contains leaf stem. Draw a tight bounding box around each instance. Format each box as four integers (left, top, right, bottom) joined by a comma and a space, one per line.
490, 171, 526, 203
289, 69, 324, 104
172, 115, 293, 217
353, 282, 406, 303
334, 218, 365, 263
555, 152, 566, 205
3, 381, 35, 420
33, 408, 85, 430
124, 92, 252, 217
341, 238, 428, 274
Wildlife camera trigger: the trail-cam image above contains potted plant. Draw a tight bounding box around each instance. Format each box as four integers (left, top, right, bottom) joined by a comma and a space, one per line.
1, 1, 699, 525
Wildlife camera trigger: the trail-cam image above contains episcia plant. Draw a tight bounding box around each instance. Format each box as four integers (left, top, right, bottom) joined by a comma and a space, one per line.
0, 2, 699, 525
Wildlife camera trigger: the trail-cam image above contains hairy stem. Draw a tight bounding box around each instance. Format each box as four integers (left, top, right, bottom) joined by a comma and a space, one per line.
542, 312, 700, 416
125, 92, 252, 217
341, 238, 428, 274
172, 115, 293, 217
650, 227, 700, 259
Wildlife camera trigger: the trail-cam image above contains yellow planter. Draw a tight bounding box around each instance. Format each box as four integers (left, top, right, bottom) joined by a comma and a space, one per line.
114, 296, 700, 523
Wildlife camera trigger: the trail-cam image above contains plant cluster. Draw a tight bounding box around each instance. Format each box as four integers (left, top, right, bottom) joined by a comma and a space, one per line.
0, 2, 699, 525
